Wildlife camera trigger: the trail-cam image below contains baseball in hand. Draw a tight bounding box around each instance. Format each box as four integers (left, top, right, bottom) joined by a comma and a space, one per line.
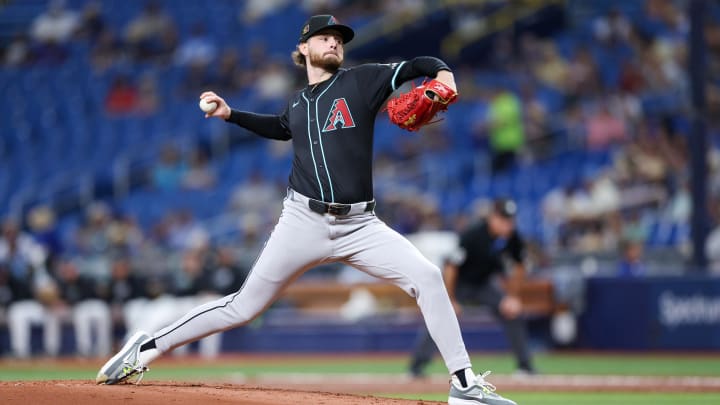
199, 98, 218, 113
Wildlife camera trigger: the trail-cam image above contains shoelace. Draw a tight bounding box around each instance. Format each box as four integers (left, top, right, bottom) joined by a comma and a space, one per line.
476, 371, 497, 393
122, 360, 149, 385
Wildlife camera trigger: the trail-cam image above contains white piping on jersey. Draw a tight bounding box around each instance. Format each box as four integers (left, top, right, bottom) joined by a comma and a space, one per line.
391, 61, 406, 91
301, 93, 325, 201
314, 73, 341, 202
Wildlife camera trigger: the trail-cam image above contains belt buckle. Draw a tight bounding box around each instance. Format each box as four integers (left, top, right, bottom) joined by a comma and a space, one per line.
327, 203, 350, 216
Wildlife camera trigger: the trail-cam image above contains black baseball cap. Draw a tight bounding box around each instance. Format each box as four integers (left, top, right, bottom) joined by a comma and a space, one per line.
299, 15, 354, 44
492, 198, 517, 218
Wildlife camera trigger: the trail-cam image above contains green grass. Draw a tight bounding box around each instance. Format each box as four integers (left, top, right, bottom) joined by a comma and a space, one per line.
388, 392, 720, 405
427, 352, 720, 377
1, 352, 719, 381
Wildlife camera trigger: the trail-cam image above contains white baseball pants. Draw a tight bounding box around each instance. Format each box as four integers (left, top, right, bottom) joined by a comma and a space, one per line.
153, 190, 471, 373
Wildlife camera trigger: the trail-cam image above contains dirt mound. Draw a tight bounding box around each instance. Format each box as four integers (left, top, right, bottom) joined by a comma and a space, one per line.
0, 380, 443, 405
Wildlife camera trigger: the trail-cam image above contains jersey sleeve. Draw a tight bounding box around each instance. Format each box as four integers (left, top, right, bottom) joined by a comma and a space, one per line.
278, 104, 291, 136
352, 62, 406, 112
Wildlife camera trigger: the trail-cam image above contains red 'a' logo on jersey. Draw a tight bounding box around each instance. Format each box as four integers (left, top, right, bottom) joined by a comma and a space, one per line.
322, 98, 356, 132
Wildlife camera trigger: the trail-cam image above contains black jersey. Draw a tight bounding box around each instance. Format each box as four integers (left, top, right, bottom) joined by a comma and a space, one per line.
456, 221, 525, 286
279, 63, 405, 203
227, 57, 450, 204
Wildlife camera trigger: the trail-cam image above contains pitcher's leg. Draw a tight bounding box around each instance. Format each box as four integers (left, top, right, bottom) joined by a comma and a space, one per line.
341, 219, 471, 374
155, 263, 316, 354
153, 202, 330, 354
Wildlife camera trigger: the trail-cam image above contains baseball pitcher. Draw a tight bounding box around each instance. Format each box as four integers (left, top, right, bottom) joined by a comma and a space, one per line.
96, 14, 517, 405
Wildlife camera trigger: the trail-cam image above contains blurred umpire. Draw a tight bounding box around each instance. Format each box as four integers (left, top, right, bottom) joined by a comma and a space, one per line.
409, 198, 535, 377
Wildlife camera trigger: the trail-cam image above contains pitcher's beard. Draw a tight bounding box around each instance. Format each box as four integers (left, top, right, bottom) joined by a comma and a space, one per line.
310, 53, 342, 72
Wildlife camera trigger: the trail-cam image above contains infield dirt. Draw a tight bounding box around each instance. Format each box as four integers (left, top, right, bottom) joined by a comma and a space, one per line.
0, 380, 443, 405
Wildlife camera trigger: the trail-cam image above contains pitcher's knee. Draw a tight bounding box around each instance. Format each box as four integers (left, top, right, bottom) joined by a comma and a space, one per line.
412, 265, 446, 296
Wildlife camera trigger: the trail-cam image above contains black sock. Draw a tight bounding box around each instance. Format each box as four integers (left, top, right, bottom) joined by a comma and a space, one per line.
140, 339, 156, 352
453, 369, 468, 388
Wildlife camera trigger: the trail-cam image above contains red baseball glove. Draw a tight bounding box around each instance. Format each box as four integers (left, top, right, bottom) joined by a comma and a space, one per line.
385, 79, 458, 132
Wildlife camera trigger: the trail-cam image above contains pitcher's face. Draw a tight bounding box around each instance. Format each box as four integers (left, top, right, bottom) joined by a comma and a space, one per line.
302, 30, 344, 71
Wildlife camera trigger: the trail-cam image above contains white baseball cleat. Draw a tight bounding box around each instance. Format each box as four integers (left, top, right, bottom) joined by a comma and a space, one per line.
96, 331, 152, 385
448, 371, 518, 405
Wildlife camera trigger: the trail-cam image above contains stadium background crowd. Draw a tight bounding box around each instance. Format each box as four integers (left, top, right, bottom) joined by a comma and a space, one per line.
1, 0, 719, 358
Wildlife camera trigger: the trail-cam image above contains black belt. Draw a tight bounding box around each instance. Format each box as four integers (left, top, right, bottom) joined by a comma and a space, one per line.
308, 199, 376, 216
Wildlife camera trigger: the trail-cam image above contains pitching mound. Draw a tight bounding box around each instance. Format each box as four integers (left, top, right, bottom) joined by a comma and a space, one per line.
0, 380, 444, 405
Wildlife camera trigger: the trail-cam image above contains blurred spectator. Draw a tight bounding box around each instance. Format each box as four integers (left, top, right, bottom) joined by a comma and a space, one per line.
563, 100, 587, 148
639, 37, 687, 93
29, 0, 79, 45
243, 0, 290, 23
614, 128, 669, 185
52, 258, 111, 357
75, 202, 112, 254
621, 210, 650, 245
255, 60, 294, 102
74, 202, 115, 278
175, 23, 217, 67
656, 115, 688, 174
206, 247, 248, 295
618, 59, 646, 94
106, 213, 144, 257
231, 213, 266, 269
541, 185, 571, 250
3, 34, 31, 66
136, 73, 161, 115
482, 87, 525, 174
1, 218, 59, 358
618, 239, 646, 277
105, 74, 140, 116
101, 257, 146, 326
229, 170, 283, 216
152, 144, 187, 191
585, 102, 627, 150
74, 1, 105, 43
565, 46, 602, 102
210, 48, 244, 92
706, 222, 720, 274
182, 147, 217, 190
171, 248, 211, 297
589, 172, 622, 217
593, 8, 631, 45
26, 205, 63, 269
124, 1, 178, 62
643, 0, 688, 38
167, 210, 209, 252
90, 28, 123, 72
520, 83, 552, 160
532, 41, 568, 92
